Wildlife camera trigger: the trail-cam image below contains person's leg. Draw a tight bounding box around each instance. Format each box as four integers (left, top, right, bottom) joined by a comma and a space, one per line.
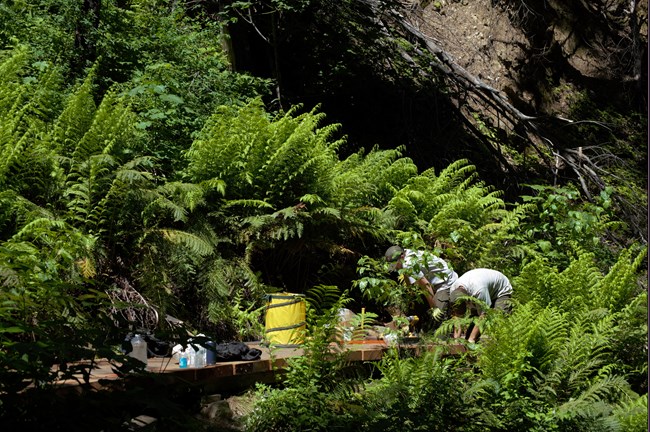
465, 306, 481, 341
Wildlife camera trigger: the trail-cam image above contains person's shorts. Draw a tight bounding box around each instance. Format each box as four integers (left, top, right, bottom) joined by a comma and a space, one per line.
493, 294, 513, 314
433, 288, 450, 320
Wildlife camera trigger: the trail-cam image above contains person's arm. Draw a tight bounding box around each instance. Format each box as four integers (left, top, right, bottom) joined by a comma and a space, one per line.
414, 277, 436, 308
467, 312, 485, 343
453, 324, 463, 339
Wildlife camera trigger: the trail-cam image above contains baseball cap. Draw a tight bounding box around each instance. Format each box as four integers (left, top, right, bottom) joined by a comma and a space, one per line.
385, 245, 404, 270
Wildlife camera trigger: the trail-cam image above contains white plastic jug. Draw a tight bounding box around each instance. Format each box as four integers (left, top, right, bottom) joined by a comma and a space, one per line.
129, 334, 148, 366
194, 346, 206, 368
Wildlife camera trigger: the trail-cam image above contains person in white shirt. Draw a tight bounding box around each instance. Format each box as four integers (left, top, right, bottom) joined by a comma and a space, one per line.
385, 245, 458, 319
449, 268, 513, 343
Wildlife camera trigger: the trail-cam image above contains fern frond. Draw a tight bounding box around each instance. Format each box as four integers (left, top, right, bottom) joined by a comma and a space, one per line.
305, 285, 343, 315
591, 245, 648, 312
200, 178, 226, 196
0, 190, 51, 232
70, 88, 135, 164
223, 199, 274, 210
10, 217, 67, 242
155, 228, 214, 256
613, 393, 647, 432
51, 63, 97, 154
0, 47, 28, 90
556, 374, 631, 419
155, 181, 205, 212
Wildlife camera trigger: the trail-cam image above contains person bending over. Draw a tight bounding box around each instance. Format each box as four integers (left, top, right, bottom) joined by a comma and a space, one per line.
449, 268, 513, 343
385, 245, 458, 319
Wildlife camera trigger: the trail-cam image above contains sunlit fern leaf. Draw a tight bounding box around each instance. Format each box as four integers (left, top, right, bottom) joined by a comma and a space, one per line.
0, 63, 61, 196
385, 159, 510, 269
223, 199, 274, 210
156, 181, 206, 212
305, 285, 343, 315
144, 196, 189, 224
199, 178, 226, 196
537, 309, 621, 403
156, 229, 214, 256
477, 301, 544, 382
591, 246, 647, 313
312, 206, 341, 218
10, 217, 66, 242
0, 47, 28, 91
70, 89, 122, 163
51, 63, 97, 155
299, 193, 326, 206
332, 146, 417, 208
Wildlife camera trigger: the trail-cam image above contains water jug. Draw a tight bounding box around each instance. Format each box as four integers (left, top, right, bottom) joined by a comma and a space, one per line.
194, 346, 206, 368
129, 334, 148, 366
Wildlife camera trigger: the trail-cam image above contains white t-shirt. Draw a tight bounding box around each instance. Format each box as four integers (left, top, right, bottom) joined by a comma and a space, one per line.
450, 268, 512, 308
403, 249, 458, 292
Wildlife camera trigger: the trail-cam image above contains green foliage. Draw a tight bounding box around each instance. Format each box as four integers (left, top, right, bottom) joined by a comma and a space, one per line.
330, 145, 418, 208
513, 245, 647, 317
360, 350, 471, 431
470, 242, 647, 430
354, 254, 406, 307
613, 394, 648, 432
305, 284, 345, 316
592, 246, 647, 312
2, 0, 268, 181
354, 241, 449, 312
386, 159, 511, 271
0, 1, 80, 69
185, 99, 341, 207
518, 184, 624, 268
0, 245, 125, 398
0, 45, 201, 338
202, 256, 268, 340
0, 3, 647, 429
0, 50, 61, 203
209, 292, 265, 342
347, 309, 379, 341
184, 99, 417, 294
609, 292, 648, 394
103, 1, 268, 174
566, 91, 647, 240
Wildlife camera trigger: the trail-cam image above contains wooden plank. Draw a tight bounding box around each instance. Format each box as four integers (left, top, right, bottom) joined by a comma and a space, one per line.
51, 340, 466, 391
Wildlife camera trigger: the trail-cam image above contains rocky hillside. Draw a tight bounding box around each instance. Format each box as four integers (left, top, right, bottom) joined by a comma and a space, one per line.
411, 0, 647, 115
404, 0, 648, 236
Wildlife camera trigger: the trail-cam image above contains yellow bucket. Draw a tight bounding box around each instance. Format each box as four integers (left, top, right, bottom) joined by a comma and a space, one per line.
264, 293, 306, 347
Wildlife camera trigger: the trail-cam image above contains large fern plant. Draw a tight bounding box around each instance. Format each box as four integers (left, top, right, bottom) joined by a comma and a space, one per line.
184, 99, 417, 295
0, 47, 213, 334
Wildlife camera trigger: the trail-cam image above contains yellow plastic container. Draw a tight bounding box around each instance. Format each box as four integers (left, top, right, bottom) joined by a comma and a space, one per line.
264, 293, 306, 347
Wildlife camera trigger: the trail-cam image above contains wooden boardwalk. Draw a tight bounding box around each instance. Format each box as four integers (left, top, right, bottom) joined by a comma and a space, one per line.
53, 340, 466, 394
